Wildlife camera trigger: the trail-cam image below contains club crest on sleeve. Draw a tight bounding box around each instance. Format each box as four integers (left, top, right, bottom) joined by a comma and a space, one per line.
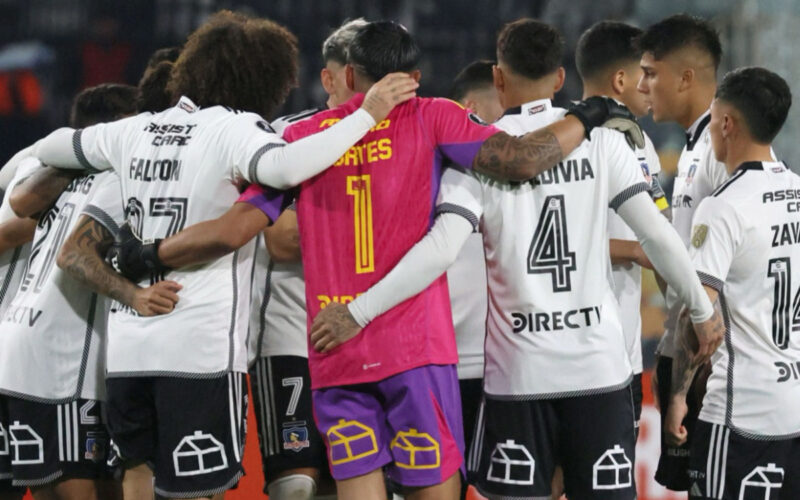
692, 224, 709, 248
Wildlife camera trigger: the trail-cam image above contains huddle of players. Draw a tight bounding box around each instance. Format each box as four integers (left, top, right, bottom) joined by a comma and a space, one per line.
0, 10, 795, 500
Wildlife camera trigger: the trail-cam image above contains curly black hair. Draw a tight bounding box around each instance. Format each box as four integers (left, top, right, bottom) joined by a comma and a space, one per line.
167, 10, 299, 118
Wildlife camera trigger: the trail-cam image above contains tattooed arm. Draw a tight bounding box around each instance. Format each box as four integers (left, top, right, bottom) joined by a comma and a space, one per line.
9, 166, 79, 218
472, 117, 584, 181
57, 215, 182, 316
665, 286, 724, 445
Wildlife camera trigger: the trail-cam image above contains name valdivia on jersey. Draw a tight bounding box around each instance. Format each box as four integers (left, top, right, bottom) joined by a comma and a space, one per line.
532, 157, 594, 186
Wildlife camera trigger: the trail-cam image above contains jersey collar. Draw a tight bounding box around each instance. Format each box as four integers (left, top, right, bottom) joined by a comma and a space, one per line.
736, 160, 787, 174
685, 109, 711, 151
501, 98, 552, 118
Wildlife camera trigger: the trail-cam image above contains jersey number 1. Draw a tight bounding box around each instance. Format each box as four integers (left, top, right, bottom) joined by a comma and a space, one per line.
767, 257, 799, 350
528, 195, 576, 292
346, 175, 375, 274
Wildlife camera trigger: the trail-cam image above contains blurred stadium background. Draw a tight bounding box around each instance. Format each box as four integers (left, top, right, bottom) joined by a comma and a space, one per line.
1, 0, 797, 498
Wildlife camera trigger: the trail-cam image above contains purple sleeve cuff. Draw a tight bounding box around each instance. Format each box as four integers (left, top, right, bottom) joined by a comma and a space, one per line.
237, 184, 287, 223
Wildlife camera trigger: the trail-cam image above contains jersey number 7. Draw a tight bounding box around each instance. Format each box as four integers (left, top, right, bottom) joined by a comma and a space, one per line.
528, 195, 576, 292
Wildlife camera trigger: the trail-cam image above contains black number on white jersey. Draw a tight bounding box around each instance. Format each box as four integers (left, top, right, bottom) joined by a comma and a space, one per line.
527, 195, 576, 292
21, 203, 76, 293
150, 197, 188, 237
767, 257, 799, 350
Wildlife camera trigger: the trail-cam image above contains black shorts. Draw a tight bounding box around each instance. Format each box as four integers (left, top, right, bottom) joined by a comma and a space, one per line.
688, 420, 800, 499
655, 355, 703, 491
249, 356, 327, 490
632, 372, 643, 439
105, 373, 247, 498
468, 385, 637, 500
460, 377, 482, 487
0, 395, 112, 487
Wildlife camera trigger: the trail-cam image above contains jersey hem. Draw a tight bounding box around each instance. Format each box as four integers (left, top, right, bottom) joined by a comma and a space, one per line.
0, 387, 85, 405
484, 373, 633, 401
105, 369, 246, 379
310, 358, 459, 390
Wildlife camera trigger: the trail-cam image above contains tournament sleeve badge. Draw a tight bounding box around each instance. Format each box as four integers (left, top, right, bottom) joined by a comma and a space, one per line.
692, 224, 709, 248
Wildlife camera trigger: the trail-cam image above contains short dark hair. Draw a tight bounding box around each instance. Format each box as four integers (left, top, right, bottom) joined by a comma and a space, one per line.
70, 83, 139, 128
145, 46, 181, 73
496, 19, 564, 80
637, 14, 722, 71
347, 21, 420, 82
137, 61, 174, 113
576, 21, 642, 82
167, 10, 299, 118
322, 18, 368, 65
449, 60, 495, 101
716, 67, 791, 144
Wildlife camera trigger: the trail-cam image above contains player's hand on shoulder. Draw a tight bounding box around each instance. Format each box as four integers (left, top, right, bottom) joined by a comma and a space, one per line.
566, 96, 645, 150
108, 222, 169, 282
310, 302, 362, 353
132, 280, 182, 316
360, 72, 419, 123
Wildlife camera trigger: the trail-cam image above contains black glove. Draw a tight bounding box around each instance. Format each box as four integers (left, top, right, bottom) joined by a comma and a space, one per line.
107, 222, 169, 282
567, 96, 645, 150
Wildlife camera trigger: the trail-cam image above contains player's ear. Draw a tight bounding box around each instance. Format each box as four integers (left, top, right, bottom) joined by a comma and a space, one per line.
679, 67, 694, 92
408, 69, 422, 83
611, 69, 625, 95
493, 65, 504, 93
320, 68, 335, 95
553, 67, 566, 93
345, 64, 356, 92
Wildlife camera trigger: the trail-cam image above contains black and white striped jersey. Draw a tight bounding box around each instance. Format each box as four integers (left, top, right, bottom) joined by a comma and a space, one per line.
691, 161, 800, 439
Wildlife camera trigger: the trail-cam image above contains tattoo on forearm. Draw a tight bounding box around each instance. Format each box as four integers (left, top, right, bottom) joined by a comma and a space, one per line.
60, 217, 137, 306
671, 298, 723, 398
472, 130, 563, 181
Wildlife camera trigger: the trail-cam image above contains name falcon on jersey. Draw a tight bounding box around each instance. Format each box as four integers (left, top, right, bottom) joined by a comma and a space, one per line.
128, 157, 182, 182
512, 305, 602, 334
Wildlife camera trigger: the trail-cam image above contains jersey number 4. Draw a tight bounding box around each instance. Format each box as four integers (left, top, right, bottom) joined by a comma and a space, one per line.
767, 257, 799, 350
528, 195, 576, 292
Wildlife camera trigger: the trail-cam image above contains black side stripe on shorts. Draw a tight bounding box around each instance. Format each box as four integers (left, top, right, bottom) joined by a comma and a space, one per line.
706, 424, 730, 499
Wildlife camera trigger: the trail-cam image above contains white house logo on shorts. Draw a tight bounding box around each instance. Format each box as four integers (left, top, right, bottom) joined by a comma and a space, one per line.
739, 463, 784, 500
9, 422, 44, 465
593, 445, 632, 490
172, 430, 228, 477
487, 439, 535, 485
0, 423, 8, 456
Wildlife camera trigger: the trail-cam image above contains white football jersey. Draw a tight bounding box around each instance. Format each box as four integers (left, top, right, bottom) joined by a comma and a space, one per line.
447, 232, 487, 380
438, 99, 646, 398
0, 158, 38, 320
0, 172, 123, 402
690, 161, 800, 438
658, 111, 729, 358
74, 97, 285, 377
606, 133, 662, 374
248, 230, 307, 363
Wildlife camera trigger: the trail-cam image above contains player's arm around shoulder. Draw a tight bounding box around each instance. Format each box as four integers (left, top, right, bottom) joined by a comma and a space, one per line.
264, 206, 300, 264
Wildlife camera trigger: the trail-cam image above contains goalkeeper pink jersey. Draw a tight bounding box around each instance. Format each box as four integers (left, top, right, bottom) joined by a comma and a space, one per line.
284, 94, 498, 389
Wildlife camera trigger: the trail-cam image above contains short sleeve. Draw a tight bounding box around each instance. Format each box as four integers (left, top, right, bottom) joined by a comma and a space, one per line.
599, 129, 650, 211
236, 184, 287, 223
218, 113, 287, 184
434, 168, 484, 231
689, 196, 741, 289
76, 115, 142, 173
82, 173, 125, 235
424, 98, 499, 169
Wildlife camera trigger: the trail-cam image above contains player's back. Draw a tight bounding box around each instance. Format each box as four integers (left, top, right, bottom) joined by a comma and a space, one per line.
289, 94, 496, 388
479, 99, 645, 398
693, 161, 800, 438
79, 96, 276, 377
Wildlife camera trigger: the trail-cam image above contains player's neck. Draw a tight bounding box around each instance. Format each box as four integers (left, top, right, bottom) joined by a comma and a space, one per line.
502, 81, 554, 109
581, 84, 615, 102
678, 84, 716, 130
724, 143, 775, 174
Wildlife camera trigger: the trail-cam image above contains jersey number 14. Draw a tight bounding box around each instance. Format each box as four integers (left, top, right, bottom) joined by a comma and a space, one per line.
767, 257, 798, 350
528, 195, 576, 292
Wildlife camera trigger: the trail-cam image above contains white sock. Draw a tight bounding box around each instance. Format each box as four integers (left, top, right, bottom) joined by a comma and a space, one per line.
267, 474, 317, 500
